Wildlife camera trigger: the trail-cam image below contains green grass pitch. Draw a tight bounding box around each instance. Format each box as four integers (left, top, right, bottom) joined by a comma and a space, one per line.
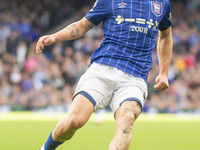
0, 112, 200, 150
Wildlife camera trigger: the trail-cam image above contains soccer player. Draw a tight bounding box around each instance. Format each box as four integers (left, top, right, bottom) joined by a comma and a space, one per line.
36, 0, 172, 149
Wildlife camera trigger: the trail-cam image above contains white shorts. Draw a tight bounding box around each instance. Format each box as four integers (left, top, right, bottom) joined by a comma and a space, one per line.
73, 63, 148, 113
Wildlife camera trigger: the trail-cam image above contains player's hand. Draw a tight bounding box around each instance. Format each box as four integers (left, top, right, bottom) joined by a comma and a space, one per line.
154, 74, 169, 91
36, 35, 56, 54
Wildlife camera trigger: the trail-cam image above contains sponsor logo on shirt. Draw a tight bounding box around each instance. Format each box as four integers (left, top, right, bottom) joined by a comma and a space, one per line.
115, 15, 160, 34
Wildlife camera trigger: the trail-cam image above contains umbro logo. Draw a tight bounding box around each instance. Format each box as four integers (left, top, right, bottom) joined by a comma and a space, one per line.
118, 2, 127, 8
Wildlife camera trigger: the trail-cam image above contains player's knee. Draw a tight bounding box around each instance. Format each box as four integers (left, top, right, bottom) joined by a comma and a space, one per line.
116, 112, 135, 132
121, 112, 135, 127
117, 106, 140, 127
116, 113, 135, 139
68, 115, 83, 130
118, 101, 141, 121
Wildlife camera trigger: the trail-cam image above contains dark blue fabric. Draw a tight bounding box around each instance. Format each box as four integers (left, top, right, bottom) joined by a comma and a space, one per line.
78, 91, 96, 106
44, 132, 63, 150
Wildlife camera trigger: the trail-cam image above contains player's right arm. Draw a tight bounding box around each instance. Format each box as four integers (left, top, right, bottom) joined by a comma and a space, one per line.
154, 27, 172, 91
36, 17, 94, 54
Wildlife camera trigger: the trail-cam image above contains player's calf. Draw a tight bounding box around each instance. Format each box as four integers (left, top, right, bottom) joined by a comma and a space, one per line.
53, 115, 85, 142
39, 115, 86, 150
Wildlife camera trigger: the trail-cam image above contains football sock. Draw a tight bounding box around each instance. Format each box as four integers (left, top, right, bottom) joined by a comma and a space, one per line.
44, 132, 63, 150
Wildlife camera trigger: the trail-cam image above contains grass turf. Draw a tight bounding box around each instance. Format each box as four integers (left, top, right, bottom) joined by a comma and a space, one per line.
0, 112, 200, 150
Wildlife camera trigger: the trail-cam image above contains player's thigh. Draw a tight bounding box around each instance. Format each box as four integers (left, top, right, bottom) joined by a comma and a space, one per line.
115, 100, 142, 121
74, 63, 116, 111
110, 74, 147, 115
68, 94, 95, 126
110, 86, 147, 116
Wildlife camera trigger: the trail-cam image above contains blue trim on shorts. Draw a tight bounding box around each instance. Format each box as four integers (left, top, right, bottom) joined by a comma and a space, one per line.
76, 91, 96, 107
120, 97, 143, 108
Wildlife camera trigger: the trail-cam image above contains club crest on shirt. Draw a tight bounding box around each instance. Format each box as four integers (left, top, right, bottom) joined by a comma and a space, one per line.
151, 1, 163, 17
118, 2, 127, 8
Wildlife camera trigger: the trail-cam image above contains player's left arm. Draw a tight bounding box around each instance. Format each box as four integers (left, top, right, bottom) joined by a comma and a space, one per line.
154, 27, 173, 91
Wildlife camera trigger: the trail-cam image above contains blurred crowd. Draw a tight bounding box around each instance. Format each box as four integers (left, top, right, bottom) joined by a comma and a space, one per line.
0, 0, 199, 113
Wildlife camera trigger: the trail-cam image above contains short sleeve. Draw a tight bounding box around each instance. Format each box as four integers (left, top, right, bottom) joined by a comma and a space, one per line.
159, 0, 172, 31
85, 0, 109, 26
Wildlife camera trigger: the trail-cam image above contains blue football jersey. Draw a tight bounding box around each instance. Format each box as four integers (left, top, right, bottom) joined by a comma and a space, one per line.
85, 0, 172, 82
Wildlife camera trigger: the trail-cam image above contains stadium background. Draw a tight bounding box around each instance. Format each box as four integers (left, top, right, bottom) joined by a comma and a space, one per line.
0, 1, 200, 150
0, 0, 199, 114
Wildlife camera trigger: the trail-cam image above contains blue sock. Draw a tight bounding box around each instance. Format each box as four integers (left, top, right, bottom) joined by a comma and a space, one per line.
44, 132, 63, 150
